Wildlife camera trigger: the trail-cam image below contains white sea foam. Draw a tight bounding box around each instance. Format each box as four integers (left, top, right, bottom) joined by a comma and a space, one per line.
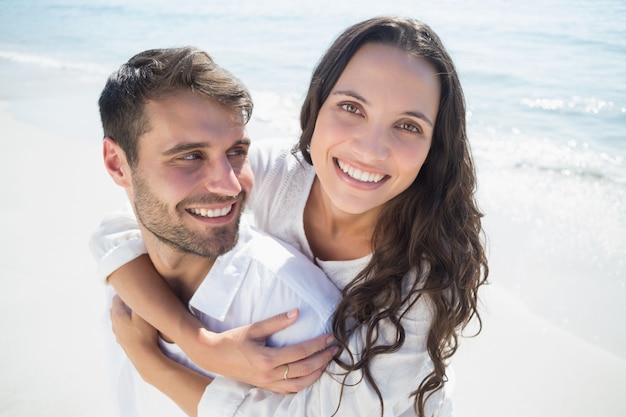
520, 95, 620, 116
0, 50, 110, 76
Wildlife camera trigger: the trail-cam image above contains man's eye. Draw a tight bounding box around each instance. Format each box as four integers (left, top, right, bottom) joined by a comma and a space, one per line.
227, 149, 248, 159
179, 153, 201, 160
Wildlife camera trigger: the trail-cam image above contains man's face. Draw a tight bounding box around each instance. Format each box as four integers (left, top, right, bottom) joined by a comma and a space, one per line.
130, 91, 253, 258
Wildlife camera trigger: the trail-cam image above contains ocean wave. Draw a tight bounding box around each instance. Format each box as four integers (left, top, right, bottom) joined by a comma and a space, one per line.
0, 50, 110, 76
472, 128, 626, 185
520, 95, 624, 116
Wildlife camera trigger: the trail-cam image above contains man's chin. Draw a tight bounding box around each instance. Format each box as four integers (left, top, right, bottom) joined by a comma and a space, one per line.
183, 225, 240, 259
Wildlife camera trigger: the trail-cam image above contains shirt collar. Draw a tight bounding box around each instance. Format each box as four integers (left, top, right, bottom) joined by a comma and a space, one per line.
188, 219, 252, 321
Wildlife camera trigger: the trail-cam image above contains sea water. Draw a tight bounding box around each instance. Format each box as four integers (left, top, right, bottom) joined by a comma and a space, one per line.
1, 0, 624, 357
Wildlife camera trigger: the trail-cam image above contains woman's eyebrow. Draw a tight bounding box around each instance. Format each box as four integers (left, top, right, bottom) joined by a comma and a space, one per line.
403, 111, 433, 127
332, 89, 369, 104
332, 90, 434, 127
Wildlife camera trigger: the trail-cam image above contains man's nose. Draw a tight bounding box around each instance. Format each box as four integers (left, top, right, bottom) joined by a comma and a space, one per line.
201, 155, 242, 196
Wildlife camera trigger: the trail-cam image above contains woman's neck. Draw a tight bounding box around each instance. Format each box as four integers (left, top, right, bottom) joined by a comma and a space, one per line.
303, 177, 378, 261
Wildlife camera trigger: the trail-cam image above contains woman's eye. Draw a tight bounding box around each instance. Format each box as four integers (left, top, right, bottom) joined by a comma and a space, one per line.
398, 122, 420, 133
341, 103, 360, 114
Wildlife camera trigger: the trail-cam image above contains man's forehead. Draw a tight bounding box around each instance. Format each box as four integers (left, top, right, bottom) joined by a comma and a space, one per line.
141, 94, 249, 142
144, 92, 240, 118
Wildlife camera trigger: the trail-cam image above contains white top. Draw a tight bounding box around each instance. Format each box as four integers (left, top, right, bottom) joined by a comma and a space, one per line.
197, 139, 452, 416
90, 138, 453, 416
103, 219, 341, 417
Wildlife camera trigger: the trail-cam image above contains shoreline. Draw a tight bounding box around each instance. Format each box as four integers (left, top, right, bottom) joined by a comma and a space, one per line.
0, 104, 123, 417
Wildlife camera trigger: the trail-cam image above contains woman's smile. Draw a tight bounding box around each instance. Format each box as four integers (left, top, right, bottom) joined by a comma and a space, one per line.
309, 42, 440, 216
335, 158, 388, 184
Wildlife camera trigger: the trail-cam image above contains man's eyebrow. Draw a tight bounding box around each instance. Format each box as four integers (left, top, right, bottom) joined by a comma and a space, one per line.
332, 89, 434, 127
162, 142, 209, 156
162, 139, 251, 156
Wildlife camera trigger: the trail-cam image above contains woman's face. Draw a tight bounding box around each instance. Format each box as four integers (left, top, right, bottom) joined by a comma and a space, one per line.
310, 42, 441, 217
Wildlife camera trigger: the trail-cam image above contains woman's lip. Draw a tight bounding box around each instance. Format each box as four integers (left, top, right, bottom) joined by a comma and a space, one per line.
335, 158, 387, 184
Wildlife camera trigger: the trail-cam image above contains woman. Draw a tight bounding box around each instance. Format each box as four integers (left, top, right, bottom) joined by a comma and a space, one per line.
98, 16, 488, 416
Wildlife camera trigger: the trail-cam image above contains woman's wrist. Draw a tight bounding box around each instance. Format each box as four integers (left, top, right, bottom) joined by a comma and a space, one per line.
175, 314, 219, 372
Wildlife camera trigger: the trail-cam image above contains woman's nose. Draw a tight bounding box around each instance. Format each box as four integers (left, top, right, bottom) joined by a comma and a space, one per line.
351, 124, 389, 161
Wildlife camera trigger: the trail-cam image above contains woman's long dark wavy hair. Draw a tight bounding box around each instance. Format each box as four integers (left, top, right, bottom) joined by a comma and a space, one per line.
294, 17, 489, 416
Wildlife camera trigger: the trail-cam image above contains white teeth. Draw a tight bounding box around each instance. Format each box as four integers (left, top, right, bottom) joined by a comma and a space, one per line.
189, 205, 232, 218
336, 159, 385, 183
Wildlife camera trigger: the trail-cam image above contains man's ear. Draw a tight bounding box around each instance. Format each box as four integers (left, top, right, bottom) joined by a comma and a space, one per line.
103, 137, 132, 188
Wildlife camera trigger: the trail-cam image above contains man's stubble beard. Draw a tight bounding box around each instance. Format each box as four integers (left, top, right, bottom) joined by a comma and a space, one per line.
131, 173, 244, 259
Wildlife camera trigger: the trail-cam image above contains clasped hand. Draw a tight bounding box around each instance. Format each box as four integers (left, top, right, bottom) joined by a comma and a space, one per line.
110, 295, 339, 393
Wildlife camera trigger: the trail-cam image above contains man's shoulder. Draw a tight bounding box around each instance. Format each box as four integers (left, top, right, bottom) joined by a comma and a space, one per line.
235, 223, 341, 303
239, 223, 313, 273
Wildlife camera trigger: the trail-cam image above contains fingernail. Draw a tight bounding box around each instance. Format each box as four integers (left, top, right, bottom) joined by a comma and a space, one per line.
326, 335, 335, 345
287, 309, 297, 318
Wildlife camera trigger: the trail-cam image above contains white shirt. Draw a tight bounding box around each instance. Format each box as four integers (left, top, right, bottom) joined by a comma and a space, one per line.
99, 219, 341, 417
91, 138, 453, 416
197, 139, 453, 416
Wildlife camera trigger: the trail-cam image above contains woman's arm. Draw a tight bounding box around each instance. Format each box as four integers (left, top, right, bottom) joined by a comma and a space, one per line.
111, 297, 337, 416
112, 293, 448, 417
92, 211, 335, 392
200, 312, 444, 417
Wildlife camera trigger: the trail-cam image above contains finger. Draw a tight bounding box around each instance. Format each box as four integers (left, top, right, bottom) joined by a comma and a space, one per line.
285, 366, 326, 393
264, 333, 336, 368
246, 309, 300, 340
267, 365, 327, 394
110, 295, 131, 319
276, 345, 339, 380
110, 296, 132, 343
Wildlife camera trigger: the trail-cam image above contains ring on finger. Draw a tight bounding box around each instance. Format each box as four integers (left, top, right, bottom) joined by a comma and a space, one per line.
283, 364, 289, 380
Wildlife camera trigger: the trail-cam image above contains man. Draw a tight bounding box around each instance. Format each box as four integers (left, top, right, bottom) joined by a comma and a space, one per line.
96, 47, 340, 417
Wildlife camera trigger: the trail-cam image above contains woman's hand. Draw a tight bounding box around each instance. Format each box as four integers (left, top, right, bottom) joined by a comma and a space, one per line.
108, 256, 338, 393
177, 309, 339, 394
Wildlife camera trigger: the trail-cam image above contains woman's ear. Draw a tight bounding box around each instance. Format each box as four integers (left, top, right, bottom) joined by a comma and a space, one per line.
103, 138, 132, 188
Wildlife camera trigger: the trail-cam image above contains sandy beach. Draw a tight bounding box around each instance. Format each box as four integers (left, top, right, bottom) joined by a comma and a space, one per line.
0, 104, 121, 416
1, 102, 625, 417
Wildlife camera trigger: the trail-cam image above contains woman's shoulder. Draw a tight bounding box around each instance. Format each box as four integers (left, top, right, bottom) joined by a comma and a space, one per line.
250, 138, 313, 193
249, 138, 296, 164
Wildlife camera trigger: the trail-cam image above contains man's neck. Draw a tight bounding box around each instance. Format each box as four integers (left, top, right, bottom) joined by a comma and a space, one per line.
143, 233, 215, 305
